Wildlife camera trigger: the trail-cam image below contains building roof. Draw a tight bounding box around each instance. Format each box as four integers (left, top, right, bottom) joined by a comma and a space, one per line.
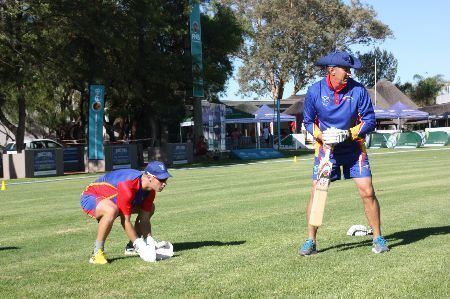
419, 102, 450, 116
367, 89, 390, 109
375, 79, 418, 109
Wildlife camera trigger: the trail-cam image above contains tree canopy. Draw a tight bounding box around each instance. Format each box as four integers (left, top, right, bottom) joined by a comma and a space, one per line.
0, 0, 242, 149
355, 47, 398, 87
410, 75, 445, 107
220, 0, 393, 100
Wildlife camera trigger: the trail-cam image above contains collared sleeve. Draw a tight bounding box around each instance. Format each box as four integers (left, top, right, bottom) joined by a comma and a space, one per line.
116, 179, 140, 216
350, 88, 376, 139
303, 88, 322, 138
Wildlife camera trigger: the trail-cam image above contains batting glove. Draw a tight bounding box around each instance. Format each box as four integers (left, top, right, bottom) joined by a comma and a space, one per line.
322, 127, 349, 144
133, 238, 156, 262
144, 236, 156, 247
155, 241, 174, 261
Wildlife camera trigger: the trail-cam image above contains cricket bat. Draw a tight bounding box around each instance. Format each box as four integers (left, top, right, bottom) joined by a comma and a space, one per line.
309, 146, 333, 227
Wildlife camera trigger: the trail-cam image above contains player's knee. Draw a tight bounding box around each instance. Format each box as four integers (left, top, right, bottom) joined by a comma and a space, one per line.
97, 203, 118, 221
360, 187, 376, 201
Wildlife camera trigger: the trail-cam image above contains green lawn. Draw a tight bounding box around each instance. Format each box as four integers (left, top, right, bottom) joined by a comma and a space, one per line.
1, 147, 449, 298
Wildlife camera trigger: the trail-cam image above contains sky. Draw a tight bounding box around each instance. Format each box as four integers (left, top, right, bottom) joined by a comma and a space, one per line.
219, 0, 450, 102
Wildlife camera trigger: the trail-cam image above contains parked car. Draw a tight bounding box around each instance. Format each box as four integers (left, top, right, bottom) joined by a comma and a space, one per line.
3, 139, 64, 154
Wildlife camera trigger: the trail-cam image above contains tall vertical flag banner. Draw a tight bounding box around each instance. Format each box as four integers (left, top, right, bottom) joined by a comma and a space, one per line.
88, 85, 105, 160
189, 1, 204, 97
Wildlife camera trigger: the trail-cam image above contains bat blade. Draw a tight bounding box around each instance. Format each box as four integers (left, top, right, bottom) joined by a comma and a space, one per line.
309, 150, 333, 227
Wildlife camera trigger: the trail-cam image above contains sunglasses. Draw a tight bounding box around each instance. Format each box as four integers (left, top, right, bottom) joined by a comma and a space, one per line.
146, 172, 167, 183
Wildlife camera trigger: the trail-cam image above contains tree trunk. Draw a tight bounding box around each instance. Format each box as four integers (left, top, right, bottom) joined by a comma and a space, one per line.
160, 122, 169, 147
16, 83, 27, 153
150, 117, 159, 147
193, 97, 203, 144
78, 90, 87, 140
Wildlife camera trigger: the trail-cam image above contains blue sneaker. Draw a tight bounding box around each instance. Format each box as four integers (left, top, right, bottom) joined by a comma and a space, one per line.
299, 239, 317, 256
372, 236, 389, 254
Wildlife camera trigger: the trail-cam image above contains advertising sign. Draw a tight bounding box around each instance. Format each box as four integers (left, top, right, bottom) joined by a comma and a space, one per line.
88, 85, 105, 160
172, 144, 188, 165
189, 1, 204, 97
112, 146, 131, 169
34, 150, 57, 176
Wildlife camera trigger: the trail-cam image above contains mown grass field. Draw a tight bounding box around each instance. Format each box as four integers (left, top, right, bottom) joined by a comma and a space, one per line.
0, 147, 449, 298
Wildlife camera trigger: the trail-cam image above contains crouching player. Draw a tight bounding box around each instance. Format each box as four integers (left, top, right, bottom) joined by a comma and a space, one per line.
80, 161, 171, 264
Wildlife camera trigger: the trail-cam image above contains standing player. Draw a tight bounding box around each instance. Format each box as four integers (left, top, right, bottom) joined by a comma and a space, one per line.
80, 161, 171, 264
299, 50, 389, 255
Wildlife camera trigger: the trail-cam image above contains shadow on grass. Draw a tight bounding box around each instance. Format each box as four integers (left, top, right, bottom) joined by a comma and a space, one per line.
174, 240, 246, 252
108, 256, 133, 263
0, 246, 19, 251
107, 241, 246, 263
319, 225, 450, 253
166, 149, 313, 170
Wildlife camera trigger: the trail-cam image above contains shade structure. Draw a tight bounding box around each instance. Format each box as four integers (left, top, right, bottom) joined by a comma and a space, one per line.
254, 105, 296, 122
373, 105, 398, 119
225, 106, 257, 124
387, 101, 429, 119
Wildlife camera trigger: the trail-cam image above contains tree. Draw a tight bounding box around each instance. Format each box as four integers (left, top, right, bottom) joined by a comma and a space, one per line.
410, 74, 445, 107
0, 1, 49, 151
220, 0, 393, 101
0, 1, 243, 147
355, 47, 398, 87
395, 81, 414, 96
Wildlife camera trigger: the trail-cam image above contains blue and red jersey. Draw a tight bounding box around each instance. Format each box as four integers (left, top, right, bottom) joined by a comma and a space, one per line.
303, 76, 376, 155
81, 169, 155, 217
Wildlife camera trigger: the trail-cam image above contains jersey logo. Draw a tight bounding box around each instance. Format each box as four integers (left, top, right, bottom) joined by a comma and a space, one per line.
321, 96, 330, 106
343, 95, 353, 101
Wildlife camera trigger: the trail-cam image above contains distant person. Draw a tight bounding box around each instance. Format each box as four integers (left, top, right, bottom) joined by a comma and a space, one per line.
290, 121, 297, 134
196, 135, 207, 155
263, 126, 270, 146
231, 128, 241, 149
80, 161, 171, 264
300, 50, 389, 256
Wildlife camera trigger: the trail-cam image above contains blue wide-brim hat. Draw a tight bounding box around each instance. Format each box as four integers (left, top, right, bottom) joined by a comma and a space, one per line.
315, 51, 362, 69
145, 161, 172, 180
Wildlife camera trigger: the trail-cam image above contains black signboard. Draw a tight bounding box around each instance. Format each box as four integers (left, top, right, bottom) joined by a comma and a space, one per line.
34, 150, 57, 176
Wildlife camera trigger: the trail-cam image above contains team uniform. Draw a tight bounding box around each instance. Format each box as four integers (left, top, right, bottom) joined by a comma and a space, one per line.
303, 75, 376, 181
81, 169, 155, 218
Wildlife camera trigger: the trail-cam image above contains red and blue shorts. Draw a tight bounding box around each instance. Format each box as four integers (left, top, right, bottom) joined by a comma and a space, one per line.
80, 183, 118, 219
312, 149, 372, 181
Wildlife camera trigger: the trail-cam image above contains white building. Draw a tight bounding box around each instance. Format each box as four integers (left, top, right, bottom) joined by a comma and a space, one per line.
436, 81, 450, 104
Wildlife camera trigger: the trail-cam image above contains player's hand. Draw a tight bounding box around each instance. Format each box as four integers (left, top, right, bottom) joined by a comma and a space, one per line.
133, 238, 156, 262
322, 127, 349, 144
144, 235, 156, 247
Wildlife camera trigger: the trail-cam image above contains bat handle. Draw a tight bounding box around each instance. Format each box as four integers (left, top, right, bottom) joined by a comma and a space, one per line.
323, 144, 333, 160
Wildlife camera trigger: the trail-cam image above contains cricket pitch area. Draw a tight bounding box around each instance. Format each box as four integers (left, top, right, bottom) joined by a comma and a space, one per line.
0, 147, 449, 298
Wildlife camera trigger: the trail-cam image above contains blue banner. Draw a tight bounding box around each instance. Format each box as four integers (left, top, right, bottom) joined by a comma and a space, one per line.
231, 149, 284, 160
189, 1, 204, 97
88, 85, 104, 160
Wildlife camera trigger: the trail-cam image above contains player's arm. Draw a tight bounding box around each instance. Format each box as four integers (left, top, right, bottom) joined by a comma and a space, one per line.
137, 192, 156, 237
349, 88, 376, 140
117, 181, 139, 242
303, 90, 323, 142
137, 209, 152, 237
121, 214, 138, 242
